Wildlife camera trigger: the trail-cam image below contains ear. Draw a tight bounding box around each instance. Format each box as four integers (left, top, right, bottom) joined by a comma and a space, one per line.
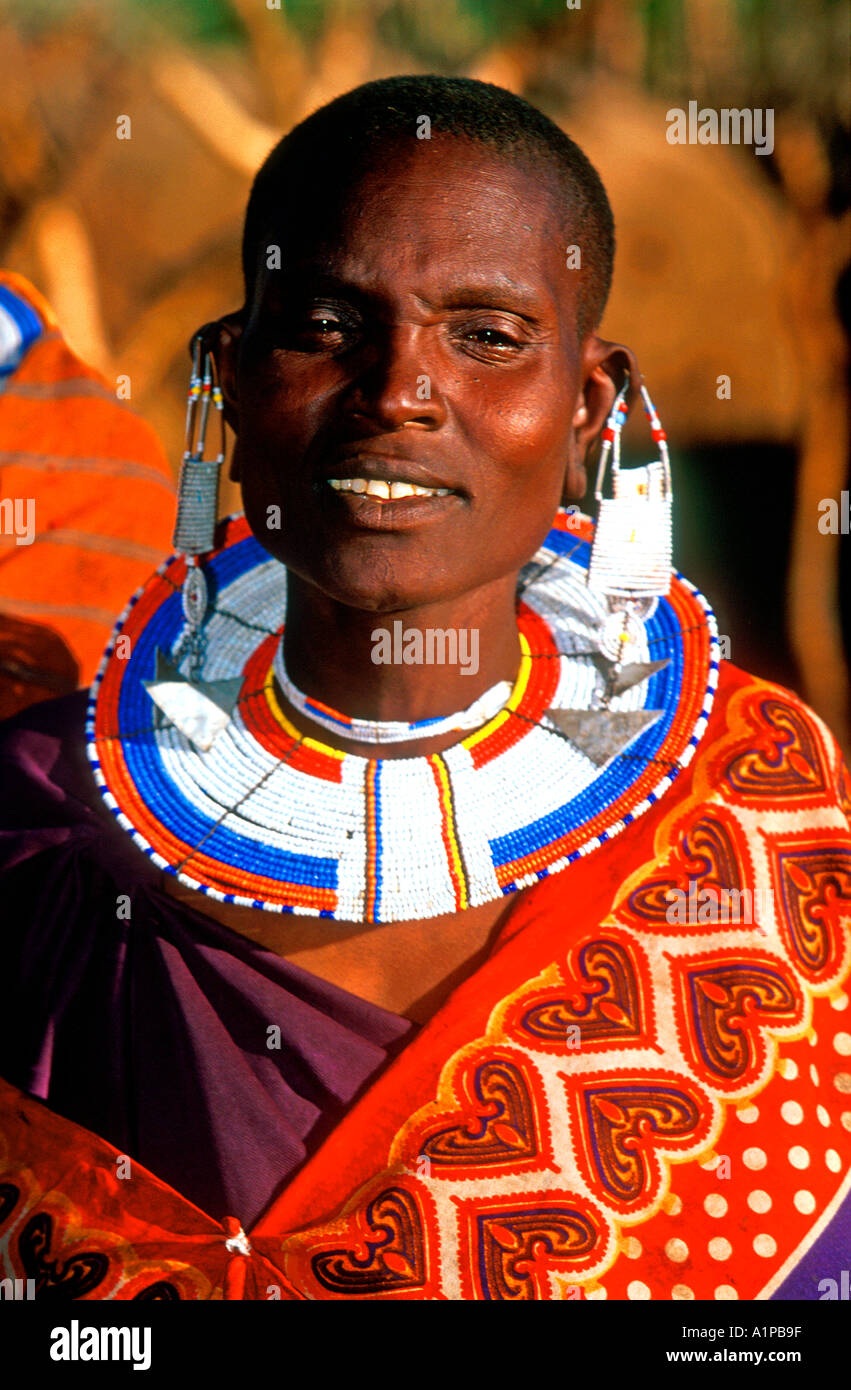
561, 339, 643, 506
574, 337, 642, 453
195, 313, 244, 480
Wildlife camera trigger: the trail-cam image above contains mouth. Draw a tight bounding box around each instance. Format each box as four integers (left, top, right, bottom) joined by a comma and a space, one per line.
323, 451, 460, 496
320, 461, 463, 532
318, 452, 464, 530
327, 477, 452, 500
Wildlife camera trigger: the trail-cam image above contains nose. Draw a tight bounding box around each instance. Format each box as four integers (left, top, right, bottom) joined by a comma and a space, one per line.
344, 323, 446, 431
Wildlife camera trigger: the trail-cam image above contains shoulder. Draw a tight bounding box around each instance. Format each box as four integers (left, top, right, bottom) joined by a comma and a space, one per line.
0, 690, 157, 885
696, 659, 851, 823
0, 691, 95, 824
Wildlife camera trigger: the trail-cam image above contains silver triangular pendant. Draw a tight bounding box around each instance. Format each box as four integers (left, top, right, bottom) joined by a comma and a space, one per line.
143, 651, 242, 751
545, 707, 663, 770
605, 657, 670, 696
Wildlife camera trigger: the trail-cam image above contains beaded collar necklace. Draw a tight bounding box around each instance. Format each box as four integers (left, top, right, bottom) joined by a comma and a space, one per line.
87, 509, 718, 924
272, 644, 513, 745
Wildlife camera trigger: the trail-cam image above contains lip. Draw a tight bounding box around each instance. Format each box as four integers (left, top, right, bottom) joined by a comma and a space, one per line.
322, 450, 461, 495
323, 485, 463, 532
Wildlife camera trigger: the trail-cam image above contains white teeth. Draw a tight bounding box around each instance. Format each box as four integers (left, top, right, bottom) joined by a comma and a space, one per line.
328, 476, 452, 500
365, 479, 391, 498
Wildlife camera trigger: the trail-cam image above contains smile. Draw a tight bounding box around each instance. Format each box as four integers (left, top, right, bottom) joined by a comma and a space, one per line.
327, 477, 452, 500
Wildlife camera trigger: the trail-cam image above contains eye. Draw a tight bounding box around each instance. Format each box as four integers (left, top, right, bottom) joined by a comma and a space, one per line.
287, 308, 359, 351
453, 320, 527, 358
302, 314, 345, 338
466, 327, 520, 348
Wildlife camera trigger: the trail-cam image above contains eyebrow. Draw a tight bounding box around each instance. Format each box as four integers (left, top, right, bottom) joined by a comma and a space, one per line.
433, 285, 545, 322
261, 268, 549, 323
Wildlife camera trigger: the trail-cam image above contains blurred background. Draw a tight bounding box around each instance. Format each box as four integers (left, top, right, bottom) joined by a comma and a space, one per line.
0, 0, 848, 751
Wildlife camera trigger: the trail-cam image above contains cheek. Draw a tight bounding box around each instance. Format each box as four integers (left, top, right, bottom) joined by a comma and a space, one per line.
464, 386, 574, 510
238, 377, 315, 453
457, 397, 573, 571
463, 359, 573, 454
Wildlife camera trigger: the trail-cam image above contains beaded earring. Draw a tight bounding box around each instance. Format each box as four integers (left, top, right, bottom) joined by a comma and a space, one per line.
587, 377, 673, 668
171, 332, 226, 679
143, 332, 242, 752
544, 378, 674, 762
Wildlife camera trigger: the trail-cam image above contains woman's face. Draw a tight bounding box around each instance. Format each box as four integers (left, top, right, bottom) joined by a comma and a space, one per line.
219, 138, 612, 614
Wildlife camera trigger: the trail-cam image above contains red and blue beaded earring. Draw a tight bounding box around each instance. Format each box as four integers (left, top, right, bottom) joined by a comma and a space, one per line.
545, 378, 674, 765
587, 376, 673, 667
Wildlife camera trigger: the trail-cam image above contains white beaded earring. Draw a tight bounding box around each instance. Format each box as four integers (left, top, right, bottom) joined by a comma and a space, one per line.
587, 377, 673, 667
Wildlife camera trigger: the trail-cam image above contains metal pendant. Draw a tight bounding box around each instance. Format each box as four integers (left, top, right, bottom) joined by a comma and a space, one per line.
182, 564, 209, 628
144, 650, 242, 752
545, 707, 663, 770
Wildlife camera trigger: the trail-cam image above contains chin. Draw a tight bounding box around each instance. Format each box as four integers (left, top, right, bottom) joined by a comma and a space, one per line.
301, 540, 464, 613
274, 552, 424, 613
321, 576, 447, 615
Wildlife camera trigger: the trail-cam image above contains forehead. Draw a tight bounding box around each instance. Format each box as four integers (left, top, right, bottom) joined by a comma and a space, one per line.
256, 139, 576, 314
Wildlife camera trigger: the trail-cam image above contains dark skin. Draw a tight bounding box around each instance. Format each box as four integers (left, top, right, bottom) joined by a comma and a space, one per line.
161, 137, 640, 1024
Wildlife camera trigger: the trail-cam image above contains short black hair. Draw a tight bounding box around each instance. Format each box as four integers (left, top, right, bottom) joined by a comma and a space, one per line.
242, 74, 615, 339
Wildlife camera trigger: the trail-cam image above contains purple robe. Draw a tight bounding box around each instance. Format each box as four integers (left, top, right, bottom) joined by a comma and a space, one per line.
0, 692, 415, 1226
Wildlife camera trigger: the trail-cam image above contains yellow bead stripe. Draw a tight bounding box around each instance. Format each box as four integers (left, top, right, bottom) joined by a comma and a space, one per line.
264, 663, 346, 760
462, 631, 533, 752
429, 752, 469, 911
262, 633, 532, 760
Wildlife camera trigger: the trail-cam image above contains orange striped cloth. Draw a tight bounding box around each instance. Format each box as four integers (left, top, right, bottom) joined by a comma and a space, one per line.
0, 271, 175, 717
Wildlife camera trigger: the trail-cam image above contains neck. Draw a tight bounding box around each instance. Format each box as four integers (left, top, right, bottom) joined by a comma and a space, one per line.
279, 573, 522, 758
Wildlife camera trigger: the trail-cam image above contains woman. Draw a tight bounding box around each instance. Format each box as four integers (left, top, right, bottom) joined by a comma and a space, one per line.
1, 76, 849, 1302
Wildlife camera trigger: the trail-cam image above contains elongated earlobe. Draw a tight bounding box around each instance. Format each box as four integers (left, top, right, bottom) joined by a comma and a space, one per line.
208, 314, 244, 435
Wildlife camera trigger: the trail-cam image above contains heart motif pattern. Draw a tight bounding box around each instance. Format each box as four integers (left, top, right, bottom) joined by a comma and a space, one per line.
455, 1190, 609, 1300
615, 807, 751, 935
564, 1071, 713, 1209
501, 931, 652, 1054
309, 1186, 430, 1297
414, 1053, 546, 1175
772, 843, 851, 982
669, 949, 805, 1089
722, 697, 829, 799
